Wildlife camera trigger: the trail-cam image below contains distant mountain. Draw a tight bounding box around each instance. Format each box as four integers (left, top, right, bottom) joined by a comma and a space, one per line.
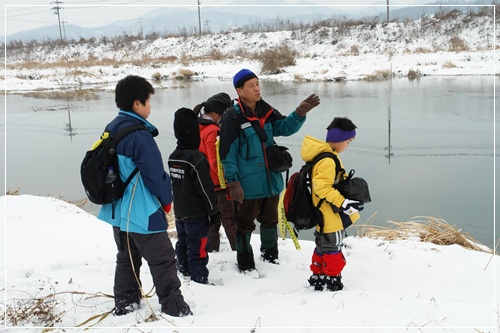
3, 0, 485, 43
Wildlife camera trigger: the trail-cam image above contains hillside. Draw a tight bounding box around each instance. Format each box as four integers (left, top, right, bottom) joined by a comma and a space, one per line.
3, 8, 497, 92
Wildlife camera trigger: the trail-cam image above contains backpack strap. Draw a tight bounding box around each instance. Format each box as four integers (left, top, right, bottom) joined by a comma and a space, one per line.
312, 152, 344, 180
111, 123, 147, 142
111, 123, 147, 187
310, 152, 339, 234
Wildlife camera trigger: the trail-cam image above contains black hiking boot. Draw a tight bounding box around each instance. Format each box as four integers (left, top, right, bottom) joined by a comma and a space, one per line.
237, 252, 256, 272
260, 243, 279, 264
325, 275, 344, 291
113, 301, 140, 316
308, 274, 325, 291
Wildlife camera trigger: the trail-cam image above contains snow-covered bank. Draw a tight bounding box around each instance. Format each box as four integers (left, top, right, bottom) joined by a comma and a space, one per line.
2, 195, 498, 331
4, 11, 497, 93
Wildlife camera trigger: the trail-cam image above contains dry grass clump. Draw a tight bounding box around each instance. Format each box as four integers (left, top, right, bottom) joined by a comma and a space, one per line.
449, 36, 469, 52
364, 69, 391, 81
257, 42, 297, 74
6, 295, 62, 327
24, 90, 100, 101
407, 68, 421, 80
442, 60, 458, 68
413, 47, 433, 54
355, 216, 494, 254
6, 186, 21, 195
6, 290, 116, 328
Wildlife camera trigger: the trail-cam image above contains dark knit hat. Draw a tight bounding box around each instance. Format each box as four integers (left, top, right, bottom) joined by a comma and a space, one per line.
174, 107, 200, 149
233, 69, 258, 88
204, 92, 231, 115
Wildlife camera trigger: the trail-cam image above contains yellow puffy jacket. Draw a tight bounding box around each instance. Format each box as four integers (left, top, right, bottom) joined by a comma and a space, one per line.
300, 135, 360, 233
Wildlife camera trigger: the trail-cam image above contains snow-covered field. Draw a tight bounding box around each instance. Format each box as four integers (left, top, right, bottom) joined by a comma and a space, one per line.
2, 195, 498, 332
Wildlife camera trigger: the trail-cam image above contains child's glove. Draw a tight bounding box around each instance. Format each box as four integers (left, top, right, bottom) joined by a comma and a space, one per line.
228, 181, 244, 203
163, 203, 172, 213
341, 199, 363, 215
209, 212, 220, 226
295, 94, 320, 117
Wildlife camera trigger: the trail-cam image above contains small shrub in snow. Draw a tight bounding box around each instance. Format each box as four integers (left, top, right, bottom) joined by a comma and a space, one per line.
258, 43, 297, 74
442, 60, 458, 68
449, 36, 469, 52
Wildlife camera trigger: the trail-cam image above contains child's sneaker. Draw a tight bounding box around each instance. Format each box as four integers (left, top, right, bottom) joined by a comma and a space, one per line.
308, 274, 325, 291
324, 275, 343, 291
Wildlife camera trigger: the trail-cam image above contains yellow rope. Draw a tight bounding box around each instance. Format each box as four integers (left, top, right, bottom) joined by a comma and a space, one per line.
125, 171, 158, 321
278, 190, 301, 250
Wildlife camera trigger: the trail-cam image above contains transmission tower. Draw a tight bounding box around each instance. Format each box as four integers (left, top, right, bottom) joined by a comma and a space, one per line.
51, 0, 64, 41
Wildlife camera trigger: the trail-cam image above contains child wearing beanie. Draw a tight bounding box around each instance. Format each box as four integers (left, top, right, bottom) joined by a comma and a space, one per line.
299, 117, 363, 292
194, 93, 237, 252
168, 107, 218, 284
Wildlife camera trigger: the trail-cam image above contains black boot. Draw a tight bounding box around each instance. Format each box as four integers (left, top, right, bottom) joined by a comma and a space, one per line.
308, 274, 325, 291
260, 226, 279, 264
260, 242, 279, 264
113, 290, 141, 316
325, 275, 343, 291
113, 298, 140, 316
236, 232, 255, 271
237, 252, 256, 271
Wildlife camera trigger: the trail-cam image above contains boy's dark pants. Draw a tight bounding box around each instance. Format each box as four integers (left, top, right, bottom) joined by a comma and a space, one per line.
175, 216, 209, 283
235, 195, 279, 270
112, 227, 188, 316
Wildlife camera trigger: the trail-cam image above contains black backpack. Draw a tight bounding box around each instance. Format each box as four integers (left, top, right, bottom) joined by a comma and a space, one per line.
81, 124, 146, 205
283, 152, 336, 232
283, 151, 371, 232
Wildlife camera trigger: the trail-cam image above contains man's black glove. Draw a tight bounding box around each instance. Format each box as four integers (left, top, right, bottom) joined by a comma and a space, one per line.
209, 212, 220, 226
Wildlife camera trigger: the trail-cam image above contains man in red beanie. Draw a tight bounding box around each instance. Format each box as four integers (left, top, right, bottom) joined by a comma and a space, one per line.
219, 68, 321, 273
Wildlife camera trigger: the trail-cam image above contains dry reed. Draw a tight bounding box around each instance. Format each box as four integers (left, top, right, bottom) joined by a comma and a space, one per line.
354, 216, 495, 254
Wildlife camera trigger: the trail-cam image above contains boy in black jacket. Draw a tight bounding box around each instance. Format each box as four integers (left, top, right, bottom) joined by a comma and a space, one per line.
168, 108, 218, 284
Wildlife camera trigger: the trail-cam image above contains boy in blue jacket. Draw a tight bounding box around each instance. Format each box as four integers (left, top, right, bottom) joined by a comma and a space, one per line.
98, 75, 191, 317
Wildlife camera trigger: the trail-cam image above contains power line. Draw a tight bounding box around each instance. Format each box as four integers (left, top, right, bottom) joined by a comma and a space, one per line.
3, 8, 51, 18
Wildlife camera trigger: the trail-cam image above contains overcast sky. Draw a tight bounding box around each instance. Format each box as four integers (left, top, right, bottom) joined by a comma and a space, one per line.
1, 0, 436, 37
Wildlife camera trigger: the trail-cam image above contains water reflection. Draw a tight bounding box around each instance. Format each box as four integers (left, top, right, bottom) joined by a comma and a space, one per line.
2, 76, 496, 247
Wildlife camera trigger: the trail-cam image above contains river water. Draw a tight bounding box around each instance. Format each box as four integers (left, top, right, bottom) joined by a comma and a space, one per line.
2, 76, 497, 247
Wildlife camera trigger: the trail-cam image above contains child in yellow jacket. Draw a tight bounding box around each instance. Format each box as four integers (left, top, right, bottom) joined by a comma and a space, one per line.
300, 117, 362, 291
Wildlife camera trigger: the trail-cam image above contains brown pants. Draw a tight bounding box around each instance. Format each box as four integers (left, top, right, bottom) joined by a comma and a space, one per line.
235, 195, 279, 234
207, 190, 237, 251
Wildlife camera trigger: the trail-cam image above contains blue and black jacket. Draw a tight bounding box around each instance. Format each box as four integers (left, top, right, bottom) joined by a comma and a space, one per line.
98, 110, 173, 234
219, 98, 306, 200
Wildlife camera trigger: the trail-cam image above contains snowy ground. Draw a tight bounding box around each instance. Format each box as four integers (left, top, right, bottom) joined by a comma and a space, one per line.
2, 195, 498, 332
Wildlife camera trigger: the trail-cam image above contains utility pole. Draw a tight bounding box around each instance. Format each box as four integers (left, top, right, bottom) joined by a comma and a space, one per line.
197, 0, 202, 35
62, 20, 67, 40
386, 0, 390, 22
138, 17, 143, 36
51, 0, 64, 41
